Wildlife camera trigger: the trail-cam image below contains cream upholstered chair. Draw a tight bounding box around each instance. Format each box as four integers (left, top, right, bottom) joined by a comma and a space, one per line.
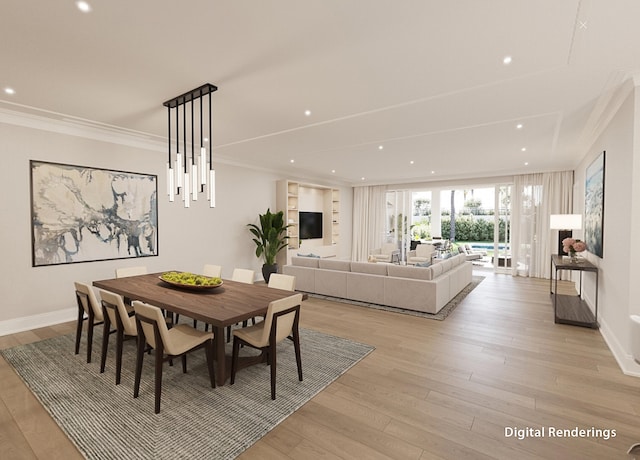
407, 243, 436, 265
232, 268, 255, 284
99, 289, 138, 385
74, 282, 104, 363
203, 264, 222, 278
133, 301, 215, 414
115, 266, 148, 278
268, 273, 296, 291
369, 243, 400, 263
226, 268, 256, 341
230, 293, 304, 400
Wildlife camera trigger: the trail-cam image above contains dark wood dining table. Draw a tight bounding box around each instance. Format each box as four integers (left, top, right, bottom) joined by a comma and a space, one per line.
93, 272, 300, 385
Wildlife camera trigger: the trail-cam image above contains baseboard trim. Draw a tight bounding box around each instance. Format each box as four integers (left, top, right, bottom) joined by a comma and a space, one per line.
0, 308, 76, 337
599, 316, 640, 377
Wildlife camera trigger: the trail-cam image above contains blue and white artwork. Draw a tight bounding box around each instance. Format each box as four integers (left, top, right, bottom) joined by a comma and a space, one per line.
30, 161, 158, 266
584, 151, 605, 258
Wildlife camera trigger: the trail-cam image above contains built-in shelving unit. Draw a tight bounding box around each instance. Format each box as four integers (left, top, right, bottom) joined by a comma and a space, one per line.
276, 179, 340, 266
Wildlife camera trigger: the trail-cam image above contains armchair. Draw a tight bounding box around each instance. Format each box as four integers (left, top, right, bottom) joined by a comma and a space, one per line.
407, 243, 436, 265
369, 243, 400, 263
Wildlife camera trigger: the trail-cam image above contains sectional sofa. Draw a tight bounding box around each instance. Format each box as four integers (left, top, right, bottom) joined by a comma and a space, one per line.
283, 253, 472, 314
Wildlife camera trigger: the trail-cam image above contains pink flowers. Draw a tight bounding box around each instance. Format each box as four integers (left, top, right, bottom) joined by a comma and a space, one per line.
562, 237, 587, 254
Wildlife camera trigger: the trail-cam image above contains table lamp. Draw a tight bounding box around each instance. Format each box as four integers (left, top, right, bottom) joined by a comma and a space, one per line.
549, 214, 582, 255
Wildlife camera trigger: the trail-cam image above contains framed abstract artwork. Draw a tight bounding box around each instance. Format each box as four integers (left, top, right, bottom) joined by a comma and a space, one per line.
584, 151, 605, 258
30, 160, 158, 267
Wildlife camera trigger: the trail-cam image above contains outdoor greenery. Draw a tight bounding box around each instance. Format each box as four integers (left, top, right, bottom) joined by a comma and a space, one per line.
441, 216, 509, 242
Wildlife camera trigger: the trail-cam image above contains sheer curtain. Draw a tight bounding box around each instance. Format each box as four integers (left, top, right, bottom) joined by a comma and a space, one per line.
351, 185, 387, 261
511, 171, 573, 278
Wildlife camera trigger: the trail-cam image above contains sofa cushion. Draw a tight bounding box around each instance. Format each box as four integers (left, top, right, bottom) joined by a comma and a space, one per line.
440, 259, 453, 273
387, 264, 432, 281
430, 263, 444, 278
318, 259, 352, 272
291, 256, 320, 268
351, 261, 389, 276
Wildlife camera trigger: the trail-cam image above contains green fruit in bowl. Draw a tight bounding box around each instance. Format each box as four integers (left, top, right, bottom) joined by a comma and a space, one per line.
161, 271, 222, 286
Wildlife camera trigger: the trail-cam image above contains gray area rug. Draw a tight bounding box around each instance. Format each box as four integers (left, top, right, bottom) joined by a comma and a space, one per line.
1, 328, 374, 460
309, 275, 485, 320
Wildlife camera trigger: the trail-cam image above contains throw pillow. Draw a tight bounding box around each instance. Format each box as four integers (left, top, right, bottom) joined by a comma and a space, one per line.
415, 261, 431, 267
297, 253, 320, 258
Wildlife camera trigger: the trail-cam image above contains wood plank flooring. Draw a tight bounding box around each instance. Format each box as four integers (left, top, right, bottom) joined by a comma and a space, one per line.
1, 271, 639, 459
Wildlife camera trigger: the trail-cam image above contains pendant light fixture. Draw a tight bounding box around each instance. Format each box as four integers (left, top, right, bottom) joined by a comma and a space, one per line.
164, 83, 217, 207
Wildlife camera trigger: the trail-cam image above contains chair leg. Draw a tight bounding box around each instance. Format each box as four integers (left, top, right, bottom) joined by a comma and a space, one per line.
269, 341, 277, 400
293, 329, 303, 382
115, 329, 124, 385
154, 342, 164, 414
205, 340, 216, 388
230, 337, 240, 385
86, 311, 95, 364
100, 315, 110, 373
193, 319, 198, 328
133, 336, 146, 399
181, 354, 187, 373
226, 325, 232, 343
74, 307, 83, 355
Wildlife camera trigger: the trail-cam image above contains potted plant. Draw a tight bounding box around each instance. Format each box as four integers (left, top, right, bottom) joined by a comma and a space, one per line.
248, 209, 290, 282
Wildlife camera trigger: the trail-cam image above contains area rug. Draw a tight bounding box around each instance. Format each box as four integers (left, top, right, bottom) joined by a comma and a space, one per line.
309, 275, 485, 320
1, 328, 374, 460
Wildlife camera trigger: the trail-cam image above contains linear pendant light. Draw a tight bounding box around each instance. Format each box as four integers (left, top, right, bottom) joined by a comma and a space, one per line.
164, 83, 217, 208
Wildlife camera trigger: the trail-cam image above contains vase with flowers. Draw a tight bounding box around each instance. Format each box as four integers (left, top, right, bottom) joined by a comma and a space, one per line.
562, 237, 587, 262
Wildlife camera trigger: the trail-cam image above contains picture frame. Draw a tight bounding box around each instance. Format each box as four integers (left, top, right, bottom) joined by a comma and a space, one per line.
584, 151, 605, 258
30, 160, 158, 267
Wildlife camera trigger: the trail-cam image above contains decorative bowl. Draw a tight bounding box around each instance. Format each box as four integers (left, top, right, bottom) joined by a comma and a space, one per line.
159, 272, 223, 290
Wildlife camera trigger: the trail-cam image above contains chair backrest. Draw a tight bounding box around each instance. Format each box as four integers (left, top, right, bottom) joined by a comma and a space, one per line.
74, 281, 104, 321
268, 274, 296, 291
132, 301, 171, 351
381, 243, 398, 255
258, 293, 303, 345
416, 243, 435, 257
232, 268, 255, 284
99, 289, 137, 336
115, 266, 148, 278
203, 264, 222, 278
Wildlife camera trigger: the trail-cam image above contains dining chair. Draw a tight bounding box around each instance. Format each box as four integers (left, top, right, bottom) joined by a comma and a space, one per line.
74, 281, 105, 363
99, 289, 138, 385
227, 268, 256, 341
230, 293, 303, 400
203, 264, 222, 278
268, 273, 296, 291
115, 266, 148, 278
132, 301, 215, 414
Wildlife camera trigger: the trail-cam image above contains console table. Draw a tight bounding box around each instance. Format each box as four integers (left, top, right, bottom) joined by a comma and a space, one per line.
550, 255, 599, 329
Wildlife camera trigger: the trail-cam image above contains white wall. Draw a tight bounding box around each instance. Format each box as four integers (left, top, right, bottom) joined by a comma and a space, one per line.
573, 82, 640, 375
0, 117, 352, 334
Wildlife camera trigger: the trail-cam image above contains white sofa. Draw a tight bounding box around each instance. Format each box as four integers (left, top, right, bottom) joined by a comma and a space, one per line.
283, 253, 472, 314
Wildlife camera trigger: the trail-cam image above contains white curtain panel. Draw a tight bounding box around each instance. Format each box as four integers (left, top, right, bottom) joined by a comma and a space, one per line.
511, 171, 574, 278
351, 185, 387, 261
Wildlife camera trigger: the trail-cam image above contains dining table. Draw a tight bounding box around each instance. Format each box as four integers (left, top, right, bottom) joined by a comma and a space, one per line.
93, 272, 302, 386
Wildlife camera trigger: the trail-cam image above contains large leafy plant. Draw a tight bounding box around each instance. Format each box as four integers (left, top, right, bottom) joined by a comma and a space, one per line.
248, 209, 289, 266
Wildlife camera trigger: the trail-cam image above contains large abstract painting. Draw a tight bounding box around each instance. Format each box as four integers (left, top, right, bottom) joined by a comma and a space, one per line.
30, 161, 158, 267
584, 151, 605, 258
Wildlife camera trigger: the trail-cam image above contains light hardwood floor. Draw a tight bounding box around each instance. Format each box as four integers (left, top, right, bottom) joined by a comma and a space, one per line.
1, 271, 639, 459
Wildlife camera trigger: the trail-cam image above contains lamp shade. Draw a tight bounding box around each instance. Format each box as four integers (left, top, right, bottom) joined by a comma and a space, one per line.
549, 214, 582, 230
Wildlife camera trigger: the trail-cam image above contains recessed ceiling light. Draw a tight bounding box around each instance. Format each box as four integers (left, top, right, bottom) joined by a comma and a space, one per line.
521, 147, 527, 152
304, 110, 311, 116
503, 55, 513, 65
516, 123, 523, 129
290, 159, 295, 163
524, 162, 529, 166
378, 145, 384, 150
76, 1, 92, 13
361, 177, 365, 181
431, 171, 435, 174
331, 169, 336, 173
410, 160, 414, 165
4, 87, 15, 95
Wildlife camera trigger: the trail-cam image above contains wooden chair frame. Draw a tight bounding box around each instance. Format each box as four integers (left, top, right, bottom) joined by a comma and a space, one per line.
100, 299, 137, 385
230, 304, 302, 400
133, 313, 215, 414
74, 290, 103, 363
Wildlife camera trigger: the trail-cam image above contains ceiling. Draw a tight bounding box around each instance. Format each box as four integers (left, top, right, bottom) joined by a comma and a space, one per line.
2, 0, 640, 187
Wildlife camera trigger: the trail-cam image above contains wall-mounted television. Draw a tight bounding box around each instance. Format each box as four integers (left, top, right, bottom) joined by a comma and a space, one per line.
299, 211, 323, 239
